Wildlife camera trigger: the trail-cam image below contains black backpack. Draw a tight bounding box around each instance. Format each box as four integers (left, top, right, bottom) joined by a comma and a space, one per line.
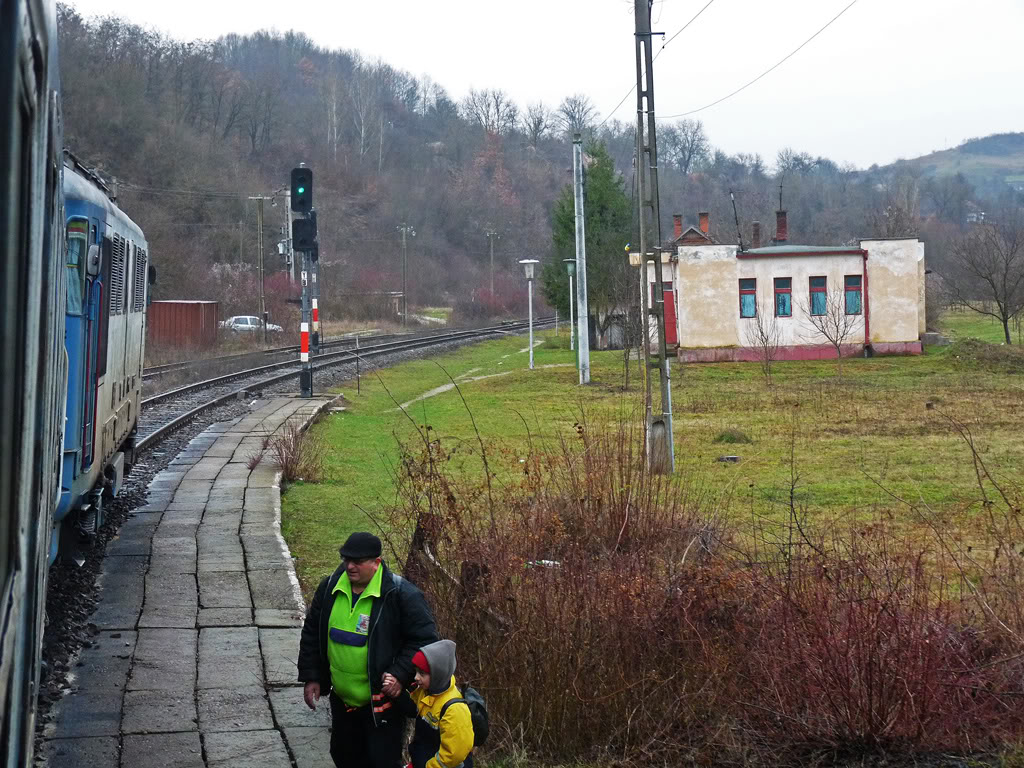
439, 686, 489, 747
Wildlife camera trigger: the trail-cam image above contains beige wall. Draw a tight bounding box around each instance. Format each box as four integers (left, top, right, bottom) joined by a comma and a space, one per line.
859, 239, 924, 344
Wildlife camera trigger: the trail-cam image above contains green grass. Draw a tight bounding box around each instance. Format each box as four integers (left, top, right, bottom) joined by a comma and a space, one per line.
281, 329, 1024, 597
941, 310, 1022, 344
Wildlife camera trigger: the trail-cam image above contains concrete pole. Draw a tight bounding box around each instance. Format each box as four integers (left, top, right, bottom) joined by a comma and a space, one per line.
286, 191, 295, 285
401, 225, 408, 327
488, 231, 495, 296
569, 272, 575, 352
572, 135, 591, 384
257, 197, 266, 346
528, 277, 534, 370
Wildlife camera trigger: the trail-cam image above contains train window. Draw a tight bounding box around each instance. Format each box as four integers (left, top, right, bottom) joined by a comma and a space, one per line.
66, 218, 88, 315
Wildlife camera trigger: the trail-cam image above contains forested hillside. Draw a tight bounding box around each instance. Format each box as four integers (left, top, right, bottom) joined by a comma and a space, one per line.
56, 5, 1018, 324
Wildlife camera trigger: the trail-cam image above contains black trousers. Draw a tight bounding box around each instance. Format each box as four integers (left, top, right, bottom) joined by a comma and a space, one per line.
409, 716, 474, 768
329, 694, 406, 768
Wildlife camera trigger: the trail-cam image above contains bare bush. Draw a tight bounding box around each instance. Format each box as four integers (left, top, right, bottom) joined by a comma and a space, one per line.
743, 298, 781, 385
269, 419, 325, 483
802, 286, 859, 377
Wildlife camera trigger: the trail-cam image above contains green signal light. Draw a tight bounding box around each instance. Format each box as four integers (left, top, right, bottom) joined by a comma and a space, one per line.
297, 186, 305, 194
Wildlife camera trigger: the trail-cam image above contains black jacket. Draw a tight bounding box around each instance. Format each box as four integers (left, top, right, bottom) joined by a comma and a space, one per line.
297, 561, 438, 725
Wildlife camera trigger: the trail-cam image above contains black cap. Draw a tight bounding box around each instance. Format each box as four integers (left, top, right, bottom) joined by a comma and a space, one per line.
339, 532, 382, 560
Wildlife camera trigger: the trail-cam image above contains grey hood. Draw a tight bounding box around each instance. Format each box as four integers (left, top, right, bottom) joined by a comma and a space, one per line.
420, 639, 457, 695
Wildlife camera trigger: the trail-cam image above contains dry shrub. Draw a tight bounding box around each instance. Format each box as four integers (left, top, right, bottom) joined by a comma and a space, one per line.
735, 518, 1024, 759
269, 419, 325, 483
383, 414, 733, 764
380, 406, 1024, 765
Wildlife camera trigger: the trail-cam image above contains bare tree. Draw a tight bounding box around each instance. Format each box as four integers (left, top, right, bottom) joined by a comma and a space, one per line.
556, 93, 597, 137
943, 208, 1024, 344
802, 287, 859, 378
461, 88, 518, 136
661, 118, 710, 174
523, 102, 551, 148
743, 299, 782, 386
868, 166, 921, 238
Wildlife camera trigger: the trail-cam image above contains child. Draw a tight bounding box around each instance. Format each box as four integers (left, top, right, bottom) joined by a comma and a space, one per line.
383, 639, 474, 768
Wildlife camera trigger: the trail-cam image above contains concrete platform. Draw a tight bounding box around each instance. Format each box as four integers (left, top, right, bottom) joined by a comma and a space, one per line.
43, 396, 339, 768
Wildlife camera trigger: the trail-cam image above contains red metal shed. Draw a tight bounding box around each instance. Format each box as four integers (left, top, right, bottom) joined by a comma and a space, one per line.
148, 300, 219, 347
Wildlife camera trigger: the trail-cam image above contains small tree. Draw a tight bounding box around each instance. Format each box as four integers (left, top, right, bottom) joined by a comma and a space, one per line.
802, 287, 859, 378
943, 208, 1024, 344
743, 299, 781, 386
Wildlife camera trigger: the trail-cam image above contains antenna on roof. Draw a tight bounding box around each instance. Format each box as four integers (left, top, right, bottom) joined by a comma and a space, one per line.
779, 183, 783, 210
730, 190, 745, 251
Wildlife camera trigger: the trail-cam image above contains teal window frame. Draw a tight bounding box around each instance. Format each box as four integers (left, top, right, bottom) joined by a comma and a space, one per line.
739, 278, 756, 318
810, 276, 827, 316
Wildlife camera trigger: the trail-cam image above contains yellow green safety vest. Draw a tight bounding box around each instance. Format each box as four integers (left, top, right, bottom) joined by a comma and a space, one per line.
328, 566, 383, 707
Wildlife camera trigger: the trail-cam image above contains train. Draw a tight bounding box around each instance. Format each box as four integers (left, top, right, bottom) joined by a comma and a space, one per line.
1, 1, 151, 763
57, 153, 150, 561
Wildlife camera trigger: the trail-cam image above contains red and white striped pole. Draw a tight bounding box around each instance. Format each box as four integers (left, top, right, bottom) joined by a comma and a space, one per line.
300, 321, 310, 363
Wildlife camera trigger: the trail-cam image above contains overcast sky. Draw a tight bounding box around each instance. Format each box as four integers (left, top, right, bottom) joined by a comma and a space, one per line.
67, 0, 1024, 169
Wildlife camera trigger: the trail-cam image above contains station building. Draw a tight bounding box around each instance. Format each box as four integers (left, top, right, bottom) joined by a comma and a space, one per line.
630, 211, 925, 361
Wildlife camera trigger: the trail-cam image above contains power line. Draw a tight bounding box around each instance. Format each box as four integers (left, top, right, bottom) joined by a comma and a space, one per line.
657, 0, 859, 119
658, 0, 718, 52
598, 0, 721, 128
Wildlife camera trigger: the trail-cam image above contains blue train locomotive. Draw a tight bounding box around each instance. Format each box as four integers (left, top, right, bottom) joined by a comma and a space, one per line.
55, 155, 151, 561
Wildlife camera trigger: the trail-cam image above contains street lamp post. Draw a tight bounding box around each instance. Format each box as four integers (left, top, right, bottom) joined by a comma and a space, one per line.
562, 258, 576, 354
519, 259, 539, 370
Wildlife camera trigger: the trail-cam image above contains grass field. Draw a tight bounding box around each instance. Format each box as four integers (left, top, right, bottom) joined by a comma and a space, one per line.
281, 327, 1024, 597
941, 308, 1024, 344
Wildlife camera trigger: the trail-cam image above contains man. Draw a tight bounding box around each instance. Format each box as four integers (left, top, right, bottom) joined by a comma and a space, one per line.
298, 532, 438, 768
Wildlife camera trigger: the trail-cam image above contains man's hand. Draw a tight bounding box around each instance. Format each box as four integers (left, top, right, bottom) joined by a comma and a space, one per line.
303, 681, 321, 710
380, 672, 401, 698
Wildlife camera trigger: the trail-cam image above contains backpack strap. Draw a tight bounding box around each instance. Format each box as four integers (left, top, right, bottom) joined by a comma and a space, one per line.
439, 697, 467, 720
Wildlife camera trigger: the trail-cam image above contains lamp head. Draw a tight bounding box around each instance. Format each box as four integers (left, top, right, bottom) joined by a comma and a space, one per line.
519, 258, 539, 280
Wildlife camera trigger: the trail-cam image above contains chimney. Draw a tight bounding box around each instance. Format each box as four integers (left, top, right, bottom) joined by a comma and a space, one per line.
752, 221, 761, 249
775, 210, 788, 243
698, 211, 710, 235
673, 214, 682, 240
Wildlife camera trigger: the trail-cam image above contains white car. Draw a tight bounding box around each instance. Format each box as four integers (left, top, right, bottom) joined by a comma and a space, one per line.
220, 315, 284, 333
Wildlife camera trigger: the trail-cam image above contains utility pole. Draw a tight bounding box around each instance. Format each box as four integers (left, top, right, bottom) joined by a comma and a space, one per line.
572, 134, 591, 384
397, 223, 415, 327
253, 197, 267, 345
285, 190, 295, 285
635, 0, 674, 473
485, 227, 499, 296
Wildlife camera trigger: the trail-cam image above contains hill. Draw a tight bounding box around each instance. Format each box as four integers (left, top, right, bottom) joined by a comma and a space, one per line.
891, 132, 1024, 197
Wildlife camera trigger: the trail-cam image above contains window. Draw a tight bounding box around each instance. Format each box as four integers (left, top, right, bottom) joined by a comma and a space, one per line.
739, 278, 756, 318
810, 276, 827, 316
845, 274, 862, 315
774, 277, 792, 317
66, 218, 88, 315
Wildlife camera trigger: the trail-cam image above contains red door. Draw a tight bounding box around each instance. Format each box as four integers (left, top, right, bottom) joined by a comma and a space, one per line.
652, 282, 678, 345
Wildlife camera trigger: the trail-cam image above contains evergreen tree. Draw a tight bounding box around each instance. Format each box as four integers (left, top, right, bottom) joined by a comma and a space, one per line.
541, 141, 632, 335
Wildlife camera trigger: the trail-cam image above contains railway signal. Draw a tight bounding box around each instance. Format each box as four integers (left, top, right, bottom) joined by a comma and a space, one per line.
290, 167, 313, 212
292, 165, 316, 397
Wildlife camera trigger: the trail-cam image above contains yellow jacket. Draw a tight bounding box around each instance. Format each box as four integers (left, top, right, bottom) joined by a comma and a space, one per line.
410, 675, 474, 768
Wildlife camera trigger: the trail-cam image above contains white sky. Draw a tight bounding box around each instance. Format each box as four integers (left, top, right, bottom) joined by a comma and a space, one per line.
67, 0, 1024, 169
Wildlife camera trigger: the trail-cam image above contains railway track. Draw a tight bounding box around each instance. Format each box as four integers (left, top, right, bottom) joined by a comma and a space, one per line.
141, 324, 475, 382
136, 318, 552, 452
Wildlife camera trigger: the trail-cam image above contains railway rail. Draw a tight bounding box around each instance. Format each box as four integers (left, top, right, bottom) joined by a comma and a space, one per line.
141, 323, 482, 382
136, 317, 552, 452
